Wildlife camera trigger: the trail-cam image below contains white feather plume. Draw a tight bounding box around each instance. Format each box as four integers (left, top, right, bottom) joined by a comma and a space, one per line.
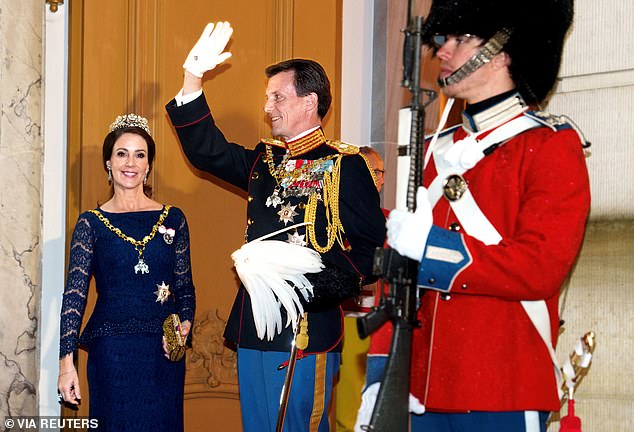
231, 237, 323, 341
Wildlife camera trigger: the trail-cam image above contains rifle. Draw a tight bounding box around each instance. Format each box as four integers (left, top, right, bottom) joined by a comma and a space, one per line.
356, 2, 436, 430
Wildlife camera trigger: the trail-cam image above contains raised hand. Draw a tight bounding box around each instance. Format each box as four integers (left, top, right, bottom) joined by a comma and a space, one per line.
183, 21, 234, 78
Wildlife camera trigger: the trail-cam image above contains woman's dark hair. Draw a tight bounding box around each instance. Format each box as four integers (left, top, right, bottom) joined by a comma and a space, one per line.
265, 58, 332, 119
102, 126, 156, 197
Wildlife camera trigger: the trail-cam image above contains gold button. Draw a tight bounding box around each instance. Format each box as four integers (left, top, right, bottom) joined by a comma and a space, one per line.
251, 171, 259, 180
247, 195, 254, 202
247, 218, 254, 225
298, 202, 306, 210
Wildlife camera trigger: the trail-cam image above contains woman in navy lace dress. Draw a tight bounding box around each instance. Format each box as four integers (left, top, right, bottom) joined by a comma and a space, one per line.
58, 114, 195, 431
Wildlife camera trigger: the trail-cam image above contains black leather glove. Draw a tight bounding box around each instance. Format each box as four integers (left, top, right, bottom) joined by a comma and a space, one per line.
301, 263, 362, 312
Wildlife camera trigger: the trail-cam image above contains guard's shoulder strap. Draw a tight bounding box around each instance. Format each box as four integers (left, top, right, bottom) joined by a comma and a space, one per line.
525, 110, 575, 132
524, 111, 591, 150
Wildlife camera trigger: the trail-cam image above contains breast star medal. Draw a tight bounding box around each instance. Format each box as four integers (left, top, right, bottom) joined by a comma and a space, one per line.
287, 230, 307, 247
277, 203, 299, 225
154, 281, 171, 304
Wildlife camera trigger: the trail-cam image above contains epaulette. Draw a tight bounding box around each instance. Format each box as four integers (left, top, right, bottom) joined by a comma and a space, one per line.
260, 137, 286, 148
526, 111, 591, 152
358, 153, 379, 187
326, 140, 359, 155
525, 111, 574, 132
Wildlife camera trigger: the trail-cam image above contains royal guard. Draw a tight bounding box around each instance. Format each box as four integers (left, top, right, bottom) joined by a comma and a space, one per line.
357, 1, 591, 431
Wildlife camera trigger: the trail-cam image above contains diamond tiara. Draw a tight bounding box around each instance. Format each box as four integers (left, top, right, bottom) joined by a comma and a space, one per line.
108, 114, 151, 135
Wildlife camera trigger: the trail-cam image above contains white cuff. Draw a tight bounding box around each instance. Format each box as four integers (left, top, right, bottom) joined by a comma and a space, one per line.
174, 88, 203, 106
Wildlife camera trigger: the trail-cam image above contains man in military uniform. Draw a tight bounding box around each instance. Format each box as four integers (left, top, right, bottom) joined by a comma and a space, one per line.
166, 22, 385, 432
357, 1, 591, 431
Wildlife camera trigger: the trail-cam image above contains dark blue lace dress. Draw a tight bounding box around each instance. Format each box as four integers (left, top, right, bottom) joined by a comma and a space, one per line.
59, 206, 195, 431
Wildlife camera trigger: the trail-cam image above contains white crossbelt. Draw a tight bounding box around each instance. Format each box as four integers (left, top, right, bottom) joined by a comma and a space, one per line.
429, 115, 540, 207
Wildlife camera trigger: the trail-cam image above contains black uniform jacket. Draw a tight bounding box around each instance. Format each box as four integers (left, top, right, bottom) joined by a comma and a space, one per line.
166, 93, 386, 352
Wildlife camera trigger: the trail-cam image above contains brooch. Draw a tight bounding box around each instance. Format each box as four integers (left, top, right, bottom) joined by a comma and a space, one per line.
159, 225, 175, 244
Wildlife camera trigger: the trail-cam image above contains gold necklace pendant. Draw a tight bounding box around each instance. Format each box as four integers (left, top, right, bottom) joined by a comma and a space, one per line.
135, 257, 149, 274
89, 206, 172, 275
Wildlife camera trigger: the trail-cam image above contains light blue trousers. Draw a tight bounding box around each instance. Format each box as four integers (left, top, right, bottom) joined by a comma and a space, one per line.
237, 348, 340, 432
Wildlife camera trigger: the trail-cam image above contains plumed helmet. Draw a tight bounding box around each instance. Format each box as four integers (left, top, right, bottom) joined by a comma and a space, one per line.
422, 0, 574, 104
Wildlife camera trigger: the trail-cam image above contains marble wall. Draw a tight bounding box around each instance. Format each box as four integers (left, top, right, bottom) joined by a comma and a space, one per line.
0, 0, 42, 423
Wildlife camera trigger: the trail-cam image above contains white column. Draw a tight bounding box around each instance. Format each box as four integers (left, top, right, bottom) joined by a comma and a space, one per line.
340, 0, 374, 146
40, 1, 68, 419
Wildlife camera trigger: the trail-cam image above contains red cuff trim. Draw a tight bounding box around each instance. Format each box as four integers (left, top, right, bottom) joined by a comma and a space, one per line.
173, 111, 212, 128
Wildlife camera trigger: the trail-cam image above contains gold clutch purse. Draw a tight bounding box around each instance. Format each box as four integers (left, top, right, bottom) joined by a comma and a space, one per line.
163, 314, 187, 362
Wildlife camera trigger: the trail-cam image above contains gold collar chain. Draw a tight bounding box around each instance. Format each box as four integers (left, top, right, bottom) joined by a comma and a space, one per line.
89, 205, 171, 274
264, 146, 292, 186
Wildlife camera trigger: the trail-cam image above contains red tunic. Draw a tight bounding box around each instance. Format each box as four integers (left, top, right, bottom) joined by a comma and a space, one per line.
370, 112, 590, 412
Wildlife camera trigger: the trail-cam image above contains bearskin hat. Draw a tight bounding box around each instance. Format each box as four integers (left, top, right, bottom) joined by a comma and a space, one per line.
422, 0, 574, 105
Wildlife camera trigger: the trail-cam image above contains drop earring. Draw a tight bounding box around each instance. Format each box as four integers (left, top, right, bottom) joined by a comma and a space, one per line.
107, 165, 112, 182
144, 171, 149, 184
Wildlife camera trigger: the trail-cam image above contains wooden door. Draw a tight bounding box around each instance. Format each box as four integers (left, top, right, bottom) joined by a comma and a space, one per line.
66, 1, 342, 431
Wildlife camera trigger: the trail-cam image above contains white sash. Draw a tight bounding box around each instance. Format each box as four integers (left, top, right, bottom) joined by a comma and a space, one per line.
428, 115, 540, 207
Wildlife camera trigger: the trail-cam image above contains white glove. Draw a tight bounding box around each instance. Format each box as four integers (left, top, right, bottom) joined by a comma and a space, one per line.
183, 22, 233, 78
409, 393, 425, 414
354, 382, 380, 432
386, 186, 433, 262
354, 383, 426, 431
